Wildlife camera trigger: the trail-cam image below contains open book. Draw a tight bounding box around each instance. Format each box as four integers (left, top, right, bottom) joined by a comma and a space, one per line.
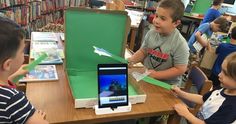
19, 65, 58, 82
31, 49, 63, 64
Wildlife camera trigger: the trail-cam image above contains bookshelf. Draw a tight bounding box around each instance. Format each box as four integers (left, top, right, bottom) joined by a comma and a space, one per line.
0, 0, 87, 38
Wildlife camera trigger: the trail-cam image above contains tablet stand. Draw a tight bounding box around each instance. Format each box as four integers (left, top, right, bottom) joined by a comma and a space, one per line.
94, 102, 131, 115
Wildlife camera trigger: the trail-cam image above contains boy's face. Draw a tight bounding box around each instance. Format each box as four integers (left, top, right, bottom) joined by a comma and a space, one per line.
218, 60, 236, 89
153, 7, 179, 35
211, 23, 221, 32
9, 39, 25, 75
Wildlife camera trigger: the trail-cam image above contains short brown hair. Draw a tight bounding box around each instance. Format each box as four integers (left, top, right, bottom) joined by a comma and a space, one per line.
157, 0, 184, 22
225, 52, 236, 81
213, 17, 229, 32
212, 0, 223, 6
231, 26, 236, 40
0, 17, 25, 65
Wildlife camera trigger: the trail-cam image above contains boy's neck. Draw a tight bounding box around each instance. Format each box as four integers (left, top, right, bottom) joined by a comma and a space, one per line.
230, 39, 236, 45
0, 72, 10, 86
211, 6, 219, 10
225, 89, 236, 96
0, 80, 8, 86
209, 22, 215, 30
159, 28, 175, 36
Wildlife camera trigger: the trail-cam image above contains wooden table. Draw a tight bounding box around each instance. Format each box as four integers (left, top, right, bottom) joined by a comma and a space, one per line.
26, 65, 182, 124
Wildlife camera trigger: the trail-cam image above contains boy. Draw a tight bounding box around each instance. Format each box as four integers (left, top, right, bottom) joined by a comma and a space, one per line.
128, 0, 189, 85
201, 0, 223, 24
210, 26, 236, 89
172, 52, 236, 123
188, 17, 228, 53
0, 17, 48, 123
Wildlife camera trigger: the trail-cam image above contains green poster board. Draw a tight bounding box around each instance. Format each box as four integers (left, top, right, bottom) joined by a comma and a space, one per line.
192, 0, 212, 14
65, 8, 146, 108
65, 8, 130, 71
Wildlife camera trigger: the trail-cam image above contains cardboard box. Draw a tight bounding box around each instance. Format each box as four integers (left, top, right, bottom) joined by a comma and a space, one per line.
64, 8, 146, 108
200, 48, 217, 70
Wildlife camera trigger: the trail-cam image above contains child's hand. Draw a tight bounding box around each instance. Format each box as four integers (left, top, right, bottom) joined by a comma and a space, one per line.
127, 58, 134, 68
174, 103, 190, 117
26, 110, 48, 124
207, 41, 212, 52
128, 61, 135, 68
171, 85, 182, 96
14, 64, 29, 76
147, 69, 156, 78
8, 64, 29, 82
36, 110, 46, 120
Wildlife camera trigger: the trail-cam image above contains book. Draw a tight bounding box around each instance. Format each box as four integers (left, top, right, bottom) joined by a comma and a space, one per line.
31, 32, 58, 42
31, 49, 64, 59
32, 41, 58, 49
19, 65, 58, 82
32, 49, 63, 64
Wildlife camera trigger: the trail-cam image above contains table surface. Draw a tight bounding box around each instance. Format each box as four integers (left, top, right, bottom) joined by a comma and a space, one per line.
26, 66, 182, 124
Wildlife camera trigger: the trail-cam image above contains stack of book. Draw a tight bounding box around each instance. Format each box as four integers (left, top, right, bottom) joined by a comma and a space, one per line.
20, 32, 64, 82
30, 32, 64, 65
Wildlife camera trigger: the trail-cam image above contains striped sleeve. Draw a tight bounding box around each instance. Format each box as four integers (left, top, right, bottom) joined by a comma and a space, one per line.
5, 90, 35, 124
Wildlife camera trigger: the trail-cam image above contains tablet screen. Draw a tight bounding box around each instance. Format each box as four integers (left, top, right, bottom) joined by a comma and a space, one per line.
97, 64, 128, 108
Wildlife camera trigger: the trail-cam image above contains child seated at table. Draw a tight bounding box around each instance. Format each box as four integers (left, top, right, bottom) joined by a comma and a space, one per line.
172, 52, 236, 123
0, 16, 48, 123
209, 26, 236, 89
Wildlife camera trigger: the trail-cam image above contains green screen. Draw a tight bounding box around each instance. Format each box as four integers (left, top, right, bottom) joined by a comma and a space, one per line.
65, 8, 135, 100
65, 8, 129, 72
192, 0, 212, 14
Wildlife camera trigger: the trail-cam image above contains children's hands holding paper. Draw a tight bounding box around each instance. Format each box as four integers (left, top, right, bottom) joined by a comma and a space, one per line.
8, 64, 29, 82
171, 85, 182, 96
15, 64, 29, 76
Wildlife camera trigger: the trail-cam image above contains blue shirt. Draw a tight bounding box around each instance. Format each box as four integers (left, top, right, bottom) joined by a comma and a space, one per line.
201, 8, 221, 24
212, 43, 236, 75
188, 23, 213, 52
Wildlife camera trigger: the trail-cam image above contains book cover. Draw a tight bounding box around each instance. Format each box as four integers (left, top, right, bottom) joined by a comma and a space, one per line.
31, 32, 58, 42
19, 65, 58, 82
31, 49, 64, 59
32, 49, 63, 64
32, 41, 58, 49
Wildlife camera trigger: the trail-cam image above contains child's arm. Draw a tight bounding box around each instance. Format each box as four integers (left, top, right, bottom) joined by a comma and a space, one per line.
172, 85, 204, 105
147, 64, 187, 81
127, 48, 146, 64
8, 64, 28, 82
195, 31, 208, 47
174, 103, 205, 124
26, 110, 49, 124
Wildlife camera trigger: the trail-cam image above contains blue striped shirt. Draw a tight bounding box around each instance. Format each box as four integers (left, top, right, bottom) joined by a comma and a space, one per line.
0, 86, 35, 124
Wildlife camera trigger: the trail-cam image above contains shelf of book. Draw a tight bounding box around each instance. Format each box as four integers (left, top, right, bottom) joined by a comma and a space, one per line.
0, 0, 87, 38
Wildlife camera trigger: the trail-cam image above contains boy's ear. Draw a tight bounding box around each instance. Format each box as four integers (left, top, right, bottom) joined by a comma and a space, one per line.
173, 20, 181, 27
2, 59, 12, 71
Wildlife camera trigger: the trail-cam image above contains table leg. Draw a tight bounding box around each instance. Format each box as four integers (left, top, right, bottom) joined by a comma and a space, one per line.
129, 28, 137, 51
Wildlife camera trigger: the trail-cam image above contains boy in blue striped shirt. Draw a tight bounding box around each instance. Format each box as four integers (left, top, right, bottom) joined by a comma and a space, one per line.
0, 17, 48, 124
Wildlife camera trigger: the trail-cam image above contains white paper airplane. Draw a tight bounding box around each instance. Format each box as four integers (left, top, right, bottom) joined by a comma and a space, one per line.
93, 46, 112, 57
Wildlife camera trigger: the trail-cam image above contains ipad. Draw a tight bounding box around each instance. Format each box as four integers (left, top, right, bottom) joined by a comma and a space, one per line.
97, 64, 128, 109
